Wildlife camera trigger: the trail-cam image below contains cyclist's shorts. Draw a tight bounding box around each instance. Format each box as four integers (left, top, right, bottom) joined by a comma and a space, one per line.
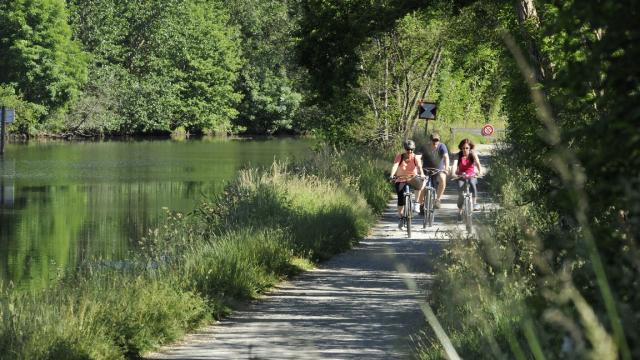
429, 173, 442, 187
403, 176, 424, 190
395, 176, 425, 205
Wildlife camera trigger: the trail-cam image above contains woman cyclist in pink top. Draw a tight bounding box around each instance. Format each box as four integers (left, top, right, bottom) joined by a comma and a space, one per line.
451, 139, 483, 221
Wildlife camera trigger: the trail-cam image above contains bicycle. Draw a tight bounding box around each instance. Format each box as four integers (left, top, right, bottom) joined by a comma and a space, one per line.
391, 176, 416, 238
422, 168, 445, 228
453, 174, 475, 232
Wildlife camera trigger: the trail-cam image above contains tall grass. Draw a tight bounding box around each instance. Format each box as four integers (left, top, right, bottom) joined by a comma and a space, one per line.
0, 148, 390, 359
414, 147, 549, 359
414, 143, 624, 359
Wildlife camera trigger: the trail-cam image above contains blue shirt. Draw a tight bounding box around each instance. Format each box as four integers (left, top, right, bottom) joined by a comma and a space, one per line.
420, 143, 448, 170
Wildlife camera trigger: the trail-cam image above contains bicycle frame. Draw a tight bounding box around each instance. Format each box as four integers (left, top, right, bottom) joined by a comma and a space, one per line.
461, 177, 473, 232
391, 176, 415, 238
422, 169, 440, 228
402, 183, 413, 238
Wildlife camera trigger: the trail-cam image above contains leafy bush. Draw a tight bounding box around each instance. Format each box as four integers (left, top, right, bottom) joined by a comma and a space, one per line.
0, 85, 47, 135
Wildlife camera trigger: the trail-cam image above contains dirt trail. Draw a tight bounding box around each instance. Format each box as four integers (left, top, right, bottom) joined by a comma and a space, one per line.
146, 146, 494, 360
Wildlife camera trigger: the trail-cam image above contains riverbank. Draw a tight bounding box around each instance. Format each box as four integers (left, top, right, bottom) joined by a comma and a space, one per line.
0, 138, 315, 291
0, 132, 313, 143
0, 149, 390, 359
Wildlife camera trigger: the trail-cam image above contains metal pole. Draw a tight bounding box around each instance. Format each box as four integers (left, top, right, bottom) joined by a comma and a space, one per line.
424, 117, 428, 137
1, 106, 6, 155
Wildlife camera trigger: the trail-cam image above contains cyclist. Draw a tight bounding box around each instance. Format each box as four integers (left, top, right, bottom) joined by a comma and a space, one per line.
390, 140, 425, 229
417, 132, 450, 211
451, 138, 484, 221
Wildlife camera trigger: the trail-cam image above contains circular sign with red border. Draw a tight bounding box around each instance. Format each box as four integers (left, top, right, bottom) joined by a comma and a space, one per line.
481, 124, 494, 137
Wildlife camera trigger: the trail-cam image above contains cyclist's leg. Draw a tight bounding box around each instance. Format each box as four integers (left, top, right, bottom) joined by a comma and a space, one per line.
470, 177, 479, 210
456, 179, 465, 210
409, 176, 425, 206
436, 172, 447, 201
431, 173, 441, 208
395, 182, 406, 218
455, 180, 465, 221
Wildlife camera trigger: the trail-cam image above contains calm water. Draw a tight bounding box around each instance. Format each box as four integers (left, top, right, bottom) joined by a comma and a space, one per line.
0, 138, 312, 289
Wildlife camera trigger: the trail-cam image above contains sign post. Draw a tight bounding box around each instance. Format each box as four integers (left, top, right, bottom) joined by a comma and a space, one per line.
0, 107, 15, 155
418, 100, 437, 137
1, 107, 5, 155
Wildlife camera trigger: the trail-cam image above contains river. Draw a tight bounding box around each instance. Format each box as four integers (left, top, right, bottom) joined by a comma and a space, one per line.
0, 138, 312, 290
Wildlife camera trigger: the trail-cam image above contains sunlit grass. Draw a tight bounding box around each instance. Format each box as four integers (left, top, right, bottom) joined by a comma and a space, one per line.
0, 148, 389, 359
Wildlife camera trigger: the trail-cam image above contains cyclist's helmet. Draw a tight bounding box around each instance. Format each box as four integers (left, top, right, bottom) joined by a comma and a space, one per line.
403, 139, 416, 151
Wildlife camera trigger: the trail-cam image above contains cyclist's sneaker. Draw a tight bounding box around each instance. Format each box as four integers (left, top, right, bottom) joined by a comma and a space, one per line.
457, 212, 463, 222
434, 199, 441, 209
413, 203, 420, 213
398, 217, 404, 229
473, 203, 481, 211
419, 204, 425, 216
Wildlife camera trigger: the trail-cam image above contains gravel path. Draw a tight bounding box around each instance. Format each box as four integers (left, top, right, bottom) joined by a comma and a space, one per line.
146, 146, 494, 360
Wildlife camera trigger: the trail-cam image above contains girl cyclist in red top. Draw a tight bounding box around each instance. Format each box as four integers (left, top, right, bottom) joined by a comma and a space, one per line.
451, 139, 484, 221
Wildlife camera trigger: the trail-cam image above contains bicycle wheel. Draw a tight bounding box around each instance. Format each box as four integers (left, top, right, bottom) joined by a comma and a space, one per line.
428, 190, 436, 227
405, 193, 412, 238
464, 195, 473, 232
423, 188, 431, 228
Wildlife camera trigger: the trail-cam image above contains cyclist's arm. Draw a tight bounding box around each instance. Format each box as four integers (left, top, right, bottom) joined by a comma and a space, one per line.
473, 151, 483, 176
390, 156, 401, 178
415, 155, 425, 177
451, 159, 459, 176
443, 152, 450, 174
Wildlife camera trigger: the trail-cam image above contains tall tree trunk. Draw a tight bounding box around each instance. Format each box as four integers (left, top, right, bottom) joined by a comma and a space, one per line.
383, 43, 390, 141
515, 0, 549, 83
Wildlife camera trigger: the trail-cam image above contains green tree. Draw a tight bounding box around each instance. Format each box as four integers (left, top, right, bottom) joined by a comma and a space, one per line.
296, 0, 424, 99
355, 10, 446, 141
171, 0, 244, 133
0, 85, 46, 134
67, 0, 242, 135
226, 0, 303, 134
433, 2, 508, 129
0, 0, 87, 123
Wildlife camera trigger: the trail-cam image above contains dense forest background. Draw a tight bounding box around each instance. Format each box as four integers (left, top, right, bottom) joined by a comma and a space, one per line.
0, 0, 506, 139
1, 0, 639, 358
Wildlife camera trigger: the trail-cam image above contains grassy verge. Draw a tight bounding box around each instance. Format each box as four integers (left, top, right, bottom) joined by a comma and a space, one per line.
413, 145, 626, 359
0, 149, 390, 359
412, 146, 551, 358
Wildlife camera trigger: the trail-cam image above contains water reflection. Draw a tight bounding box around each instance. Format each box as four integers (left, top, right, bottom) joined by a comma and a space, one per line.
0, 138, 311, 290
1, 183, 13, 207
0, 160, 14, 208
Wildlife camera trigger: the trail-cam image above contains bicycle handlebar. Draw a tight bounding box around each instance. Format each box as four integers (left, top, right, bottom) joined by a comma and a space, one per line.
423, 168, 446, 176
451, 174, 482, 181
390, 174, 427, 182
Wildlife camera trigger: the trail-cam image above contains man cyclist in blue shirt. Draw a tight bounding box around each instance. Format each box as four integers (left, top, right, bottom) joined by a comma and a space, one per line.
417, 132, 450, 210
